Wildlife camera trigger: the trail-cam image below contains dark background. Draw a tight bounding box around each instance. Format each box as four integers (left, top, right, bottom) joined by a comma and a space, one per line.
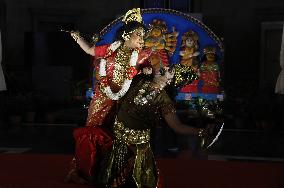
0, 0, 284, 152
1, 0, 284, 86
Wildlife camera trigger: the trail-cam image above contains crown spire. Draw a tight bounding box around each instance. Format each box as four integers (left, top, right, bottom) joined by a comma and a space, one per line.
122, 8, 142, 24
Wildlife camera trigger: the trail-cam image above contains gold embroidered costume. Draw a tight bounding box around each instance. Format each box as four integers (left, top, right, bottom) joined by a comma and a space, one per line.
96, 77, 175, 188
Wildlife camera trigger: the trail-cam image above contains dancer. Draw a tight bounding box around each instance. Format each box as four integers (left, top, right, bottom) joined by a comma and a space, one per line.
70, 8, 149, 127
94, 67, 208, 188
66, 8, 151, 184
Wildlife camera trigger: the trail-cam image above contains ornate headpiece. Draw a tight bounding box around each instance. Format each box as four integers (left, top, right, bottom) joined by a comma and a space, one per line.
122, 8, 142, 24
182, 30, 199, 42
203, 46, 216, 54
148, 19, 168, 34
181, 30, 199, 48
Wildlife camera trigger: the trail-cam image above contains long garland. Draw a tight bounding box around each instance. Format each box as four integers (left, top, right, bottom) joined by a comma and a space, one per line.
99, 45, 139, 100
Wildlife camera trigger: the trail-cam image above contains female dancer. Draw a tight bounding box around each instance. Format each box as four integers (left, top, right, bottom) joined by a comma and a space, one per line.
70, 8, 150, 127
66, 8, 151, 184
95, 67, 208, 188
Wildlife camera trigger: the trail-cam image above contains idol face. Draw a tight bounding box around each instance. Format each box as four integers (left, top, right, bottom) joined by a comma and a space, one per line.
150, 27, 162, 38
185, 38, 195, 47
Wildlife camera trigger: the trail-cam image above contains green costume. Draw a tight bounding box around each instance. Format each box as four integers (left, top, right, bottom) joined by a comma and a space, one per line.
97, 77, 175, 188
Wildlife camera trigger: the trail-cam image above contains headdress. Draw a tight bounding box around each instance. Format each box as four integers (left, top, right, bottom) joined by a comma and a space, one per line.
181, 30, 199, 48
148, 19, 168, 34
122, 8, 142, 24
203, 46, 216, 54
121, 8, 144, 41
182, 30, 199, 42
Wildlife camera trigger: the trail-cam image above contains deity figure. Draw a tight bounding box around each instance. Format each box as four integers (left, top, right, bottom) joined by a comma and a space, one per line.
174, 30, 200, 90
199, 46, 221, 93
144, 19, 178, 72
180, 30, 200, 67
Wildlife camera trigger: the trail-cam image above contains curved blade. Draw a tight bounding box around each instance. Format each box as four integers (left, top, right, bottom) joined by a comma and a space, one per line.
207, 122, 224, 149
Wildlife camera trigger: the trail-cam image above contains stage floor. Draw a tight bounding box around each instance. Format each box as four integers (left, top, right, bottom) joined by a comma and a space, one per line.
1, 124, 284, 161
0, 125, 284, 187
0, 154, 284, 188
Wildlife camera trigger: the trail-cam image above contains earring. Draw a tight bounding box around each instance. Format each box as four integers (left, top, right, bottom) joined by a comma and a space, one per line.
122, 32, 131, 41
166, 79, 172, 85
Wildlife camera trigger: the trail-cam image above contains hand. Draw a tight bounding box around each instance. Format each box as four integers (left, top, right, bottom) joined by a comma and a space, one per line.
171, 26, 179, 37
200, 123, 222, 149
70, 30, 81, 42
143, 67, 153, 75
187, 52, 200, 58
193, 51, 200, 57
198, 128, 210, 149
198, 128, 209, 138
179, 51, 185, 56
137, 48, 152, 65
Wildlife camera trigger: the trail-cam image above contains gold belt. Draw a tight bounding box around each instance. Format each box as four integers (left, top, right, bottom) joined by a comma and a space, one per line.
113, 117, 150, 144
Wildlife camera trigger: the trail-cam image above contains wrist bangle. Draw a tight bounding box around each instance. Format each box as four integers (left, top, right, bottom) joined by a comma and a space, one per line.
198, 128, 205, 138
72, 33, 81, 42
76, 36, 82, 42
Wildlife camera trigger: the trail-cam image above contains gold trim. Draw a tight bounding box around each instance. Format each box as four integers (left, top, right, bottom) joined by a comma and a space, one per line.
122, 8, 142, 24
113, 117, 150, 144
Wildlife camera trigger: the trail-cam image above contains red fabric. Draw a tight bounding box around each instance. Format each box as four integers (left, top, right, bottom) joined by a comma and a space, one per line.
201, 85, 220, 93
137, 48, 152, 65
86, 85, 114, 127
126, 67, 138, 79
180, 80, 199, 93
73, 126, 113, 178
152, 49, 169, 66
94, 44, 110, 58
87, 46, 151, 127
200, 71, 219, 85
200, 71, 220, 93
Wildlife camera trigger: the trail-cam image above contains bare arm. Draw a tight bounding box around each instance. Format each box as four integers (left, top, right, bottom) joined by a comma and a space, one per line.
71, 31, 95, 56
164, 112, 202, 136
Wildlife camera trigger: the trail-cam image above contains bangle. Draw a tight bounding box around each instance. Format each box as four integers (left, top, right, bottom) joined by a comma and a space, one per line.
198, 128, 205, 138
76, 36, 82, 42
72, 33, 81, 42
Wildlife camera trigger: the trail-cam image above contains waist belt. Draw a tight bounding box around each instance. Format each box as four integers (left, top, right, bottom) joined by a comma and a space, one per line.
113, 117, 150, 144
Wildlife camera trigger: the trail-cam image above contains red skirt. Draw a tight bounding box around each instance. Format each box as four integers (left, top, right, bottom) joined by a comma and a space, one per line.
73, 126, 113, 178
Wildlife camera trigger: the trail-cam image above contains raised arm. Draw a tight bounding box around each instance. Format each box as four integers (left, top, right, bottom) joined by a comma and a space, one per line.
70, 31, 95, 56
164, 112, 206, 137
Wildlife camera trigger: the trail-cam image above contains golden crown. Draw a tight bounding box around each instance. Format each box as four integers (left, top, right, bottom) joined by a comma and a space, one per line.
148, 19, 168, 33
182, 30, 199, 41
122, 8, 142, 24
203, 46, 216, 54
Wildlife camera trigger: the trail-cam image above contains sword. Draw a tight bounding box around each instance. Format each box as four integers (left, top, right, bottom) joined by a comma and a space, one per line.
60, 29, 72, 33
60, 29, 99, 44
206, 122, 224, 149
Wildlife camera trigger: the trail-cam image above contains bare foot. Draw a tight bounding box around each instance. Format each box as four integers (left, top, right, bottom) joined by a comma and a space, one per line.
65, 169, 88, 185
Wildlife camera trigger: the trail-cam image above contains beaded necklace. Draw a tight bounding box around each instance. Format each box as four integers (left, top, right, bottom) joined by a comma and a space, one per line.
133, 81, 162, 106
99, 42, 139, 100
113, 45, 132, 86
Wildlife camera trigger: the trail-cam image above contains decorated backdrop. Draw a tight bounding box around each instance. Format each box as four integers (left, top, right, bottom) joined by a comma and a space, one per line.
94, 8, 224, 118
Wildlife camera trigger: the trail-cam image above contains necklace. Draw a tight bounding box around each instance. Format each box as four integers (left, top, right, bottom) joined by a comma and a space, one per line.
113, 45, 132, 86
134, 82, 161, 106
99, 42, 139, 100
151, 79, 167, 90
